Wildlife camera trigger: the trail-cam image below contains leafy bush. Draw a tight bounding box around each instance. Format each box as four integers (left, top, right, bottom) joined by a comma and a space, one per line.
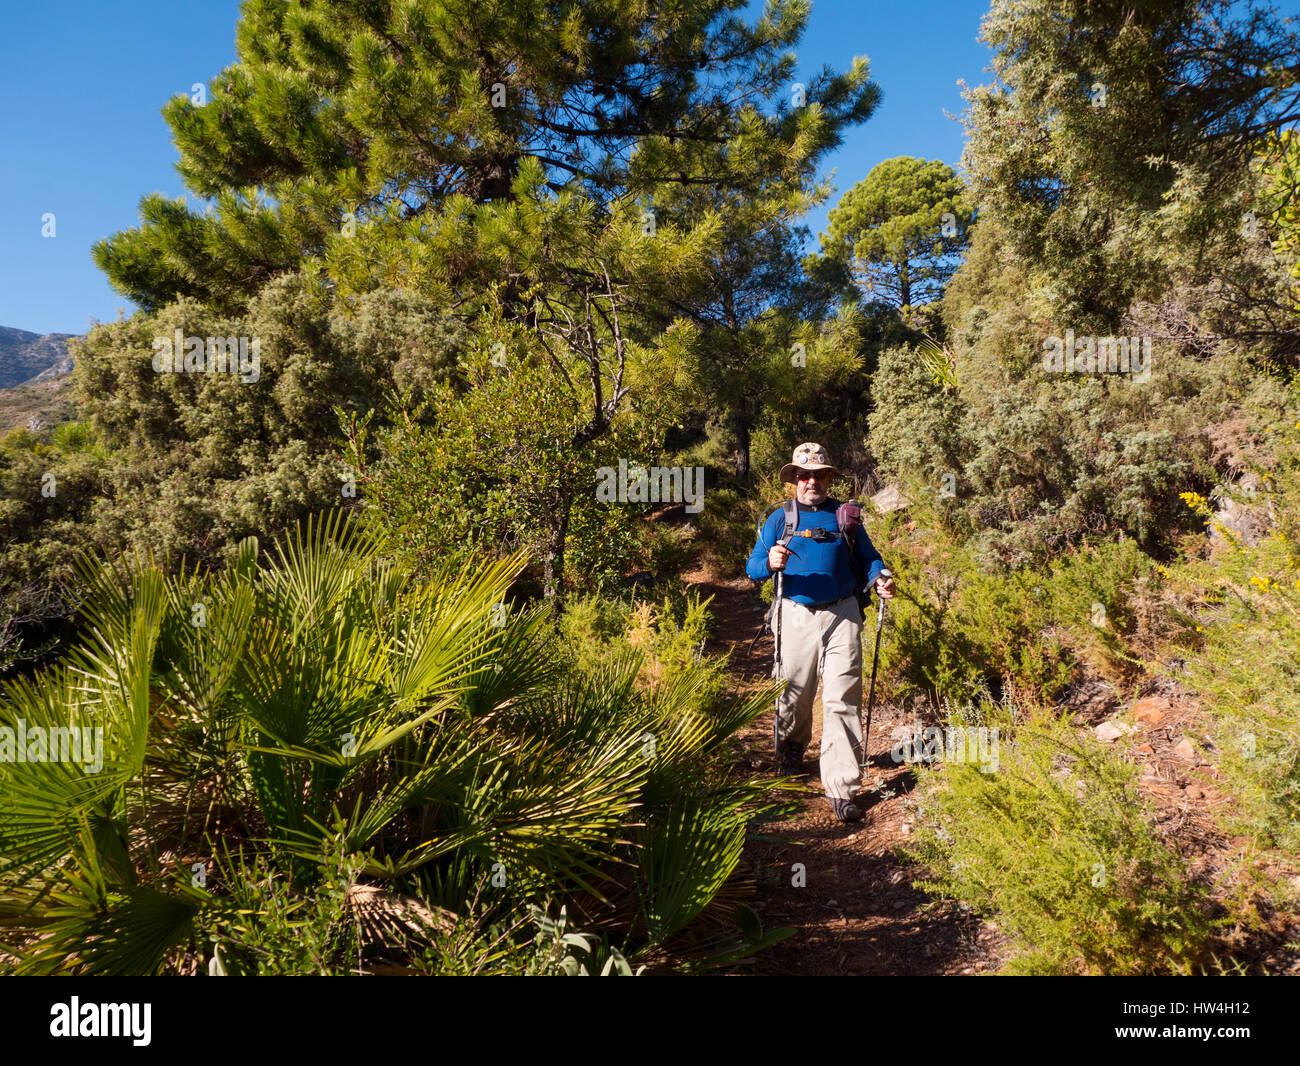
344, 342, 687, 597
906, 703, 1216, 975
870, 217, 1290, 569
865, 342, 967, 502
698, 483, 767, 572
626, 593, 715, 682
878, 525, 1156, 707
195, 840, 366, 976
555, 592, 632, 669
1169, 406, 1300, 852
565, 489, 654, 588
558, 587, 730, 714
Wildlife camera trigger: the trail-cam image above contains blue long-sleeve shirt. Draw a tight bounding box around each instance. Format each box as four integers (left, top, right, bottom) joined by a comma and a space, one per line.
746, 500, 885, 606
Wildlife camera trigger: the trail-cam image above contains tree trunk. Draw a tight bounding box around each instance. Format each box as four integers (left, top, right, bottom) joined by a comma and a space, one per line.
734, 410, 752, 480
540, 491, 572, 607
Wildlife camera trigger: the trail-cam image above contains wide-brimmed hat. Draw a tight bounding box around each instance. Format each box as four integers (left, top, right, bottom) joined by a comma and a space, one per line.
779, 442, 841, 484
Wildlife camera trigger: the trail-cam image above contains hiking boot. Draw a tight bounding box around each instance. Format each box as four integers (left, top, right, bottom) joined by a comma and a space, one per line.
830, 797, 863, 823
778, 740, 805, 775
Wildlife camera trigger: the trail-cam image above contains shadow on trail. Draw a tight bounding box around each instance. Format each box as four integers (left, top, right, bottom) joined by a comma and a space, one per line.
741, 816, 987, 976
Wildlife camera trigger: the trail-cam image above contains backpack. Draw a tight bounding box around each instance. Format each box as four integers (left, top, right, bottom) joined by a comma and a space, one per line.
757, 497, 870, 624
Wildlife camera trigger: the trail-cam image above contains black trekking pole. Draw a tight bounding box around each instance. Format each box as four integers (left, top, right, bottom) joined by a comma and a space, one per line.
862, 568, 892, 771
772, 566, 784, 772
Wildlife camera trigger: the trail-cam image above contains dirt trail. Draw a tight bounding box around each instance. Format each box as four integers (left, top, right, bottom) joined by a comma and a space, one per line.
680, 553, 1300, 975
680, 559, 1010, 975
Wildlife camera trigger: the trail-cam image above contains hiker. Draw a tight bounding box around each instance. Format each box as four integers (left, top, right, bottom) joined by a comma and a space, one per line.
746, 442, 895, 823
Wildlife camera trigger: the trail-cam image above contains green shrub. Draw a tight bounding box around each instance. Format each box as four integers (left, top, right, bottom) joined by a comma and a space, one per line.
628, 592, 714, 675
906, 704, 1216, 975
564, 489, 652, 588
867, 318, 1282, 569
1170, 408, 1300, 852
558, 587, 730, 714
866, 342, 967, 499
697, 473, 784, 573
194, 839, 365, 976
556, 592, 633, 673
878, 527, 1155, 707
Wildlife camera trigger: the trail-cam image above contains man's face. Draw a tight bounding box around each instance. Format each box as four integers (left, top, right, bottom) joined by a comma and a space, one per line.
794, 468, 832, 505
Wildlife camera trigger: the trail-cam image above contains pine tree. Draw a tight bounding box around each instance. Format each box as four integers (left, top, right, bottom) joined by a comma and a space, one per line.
81, 0, 877, 599
623, 58, 879, 480
961, 0, 1300, 338
821, 156, 973, 315
94, 0, 874, 315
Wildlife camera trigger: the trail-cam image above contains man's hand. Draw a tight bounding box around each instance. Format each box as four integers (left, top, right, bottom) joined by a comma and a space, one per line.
874, 573, 896, 600
768, 544, 791, 572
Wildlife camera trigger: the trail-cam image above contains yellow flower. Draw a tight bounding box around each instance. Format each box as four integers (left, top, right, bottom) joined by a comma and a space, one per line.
1179, 491, 1213, 518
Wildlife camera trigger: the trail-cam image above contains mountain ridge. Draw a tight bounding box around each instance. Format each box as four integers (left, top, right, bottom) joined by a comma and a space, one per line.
0, 326, 79, 389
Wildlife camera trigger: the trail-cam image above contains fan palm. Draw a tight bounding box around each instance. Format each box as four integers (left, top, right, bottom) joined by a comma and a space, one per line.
0, 510, 789, 974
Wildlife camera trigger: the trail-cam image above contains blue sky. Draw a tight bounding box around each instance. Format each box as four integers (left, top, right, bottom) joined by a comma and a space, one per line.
0, 0, 994, 336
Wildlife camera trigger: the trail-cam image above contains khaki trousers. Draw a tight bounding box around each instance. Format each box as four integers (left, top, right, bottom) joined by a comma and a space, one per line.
773, 594, 864, 801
